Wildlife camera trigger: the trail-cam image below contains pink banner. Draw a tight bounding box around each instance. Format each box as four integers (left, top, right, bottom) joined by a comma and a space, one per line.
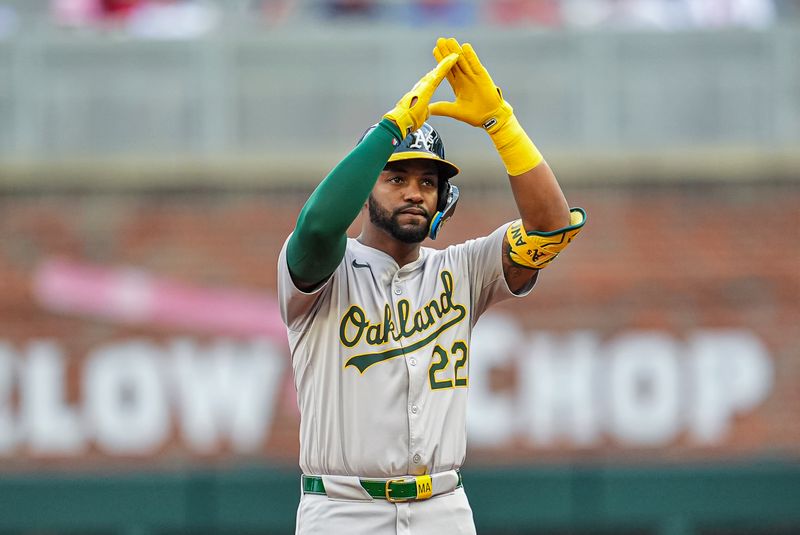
33, 258, 287, 340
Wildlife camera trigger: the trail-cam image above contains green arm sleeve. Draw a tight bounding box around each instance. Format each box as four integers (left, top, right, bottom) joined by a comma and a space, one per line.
286, 119, 402, 285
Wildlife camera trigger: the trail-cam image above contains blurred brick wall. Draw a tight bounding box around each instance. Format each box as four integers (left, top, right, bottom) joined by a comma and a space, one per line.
0, 183, 798, 467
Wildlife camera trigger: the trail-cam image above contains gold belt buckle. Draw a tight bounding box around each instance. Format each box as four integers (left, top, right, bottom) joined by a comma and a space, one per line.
384, 475, 433, 502
385, 478, 410, 503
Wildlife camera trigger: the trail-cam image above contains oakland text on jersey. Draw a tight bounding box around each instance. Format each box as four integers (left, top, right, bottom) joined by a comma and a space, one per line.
340, 271, 467, 374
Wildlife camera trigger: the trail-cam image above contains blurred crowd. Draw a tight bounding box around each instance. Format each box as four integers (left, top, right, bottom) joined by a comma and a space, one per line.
0, 0, 799, 38
312, 0, 799, 28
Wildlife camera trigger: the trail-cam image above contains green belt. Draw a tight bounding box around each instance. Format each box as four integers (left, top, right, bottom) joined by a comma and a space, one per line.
302, 471, 462, 502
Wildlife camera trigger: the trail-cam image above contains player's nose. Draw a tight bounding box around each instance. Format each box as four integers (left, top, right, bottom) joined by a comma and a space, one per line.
402, 182, 424, 203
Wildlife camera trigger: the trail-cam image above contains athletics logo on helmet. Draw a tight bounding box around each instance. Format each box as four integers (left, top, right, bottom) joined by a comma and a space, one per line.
357, 123, 460, 181
387, 123, 460, 181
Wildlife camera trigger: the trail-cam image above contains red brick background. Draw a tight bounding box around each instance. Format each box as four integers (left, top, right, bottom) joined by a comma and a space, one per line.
0, 183, 798, 469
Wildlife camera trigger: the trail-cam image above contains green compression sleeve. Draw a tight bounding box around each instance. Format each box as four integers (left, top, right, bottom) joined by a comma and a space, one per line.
286, 119, 402, 284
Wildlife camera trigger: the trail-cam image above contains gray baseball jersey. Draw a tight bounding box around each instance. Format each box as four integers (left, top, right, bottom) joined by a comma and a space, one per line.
278, 223, 530, 479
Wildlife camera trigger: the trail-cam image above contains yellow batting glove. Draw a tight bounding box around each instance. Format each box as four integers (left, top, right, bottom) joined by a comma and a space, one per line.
430, 38, 509, 129
430, 38, 543, 176
384, 52, 460, 137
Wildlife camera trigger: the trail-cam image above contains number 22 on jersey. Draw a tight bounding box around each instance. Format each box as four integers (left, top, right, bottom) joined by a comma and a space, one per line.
428, 340, 469, 390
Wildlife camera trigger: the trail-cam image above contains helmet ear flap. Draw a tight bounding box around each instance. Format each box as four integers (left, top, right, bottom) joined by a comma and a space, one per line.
428, 183, 460, 240
436, 178, 449, 212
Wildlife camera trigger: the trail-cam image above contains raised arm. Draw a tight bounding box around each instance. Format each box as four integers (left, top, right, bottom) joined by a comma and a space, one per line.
287, 52, 460, 290
430, 38, 585, 293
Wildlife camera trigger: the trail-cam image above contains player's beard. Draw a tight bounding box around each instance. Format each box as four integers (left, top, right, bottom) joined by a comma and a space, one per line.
368, 195, 431, 244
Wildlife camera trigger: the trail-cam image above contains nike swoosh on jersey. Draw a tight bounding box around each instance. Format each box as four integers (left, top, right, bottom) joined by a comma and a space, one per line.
352, 259, 371, 269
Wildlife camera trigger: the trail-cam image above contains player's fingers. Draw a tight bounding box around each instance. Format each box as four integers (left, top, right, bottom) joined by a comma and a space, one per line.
429, 100, 460, 118
433, 42, 458, 87
436, 37, 458, 60
435, 38, 462, 81
432, 52, 459, 83
415, 52, 456, 90
444, 37, 461, 56
446, 37, 473, 76
416, 52, 458, 101
434, 37, 449, 59
462, 43, 488, 78
437, 37, 467, 80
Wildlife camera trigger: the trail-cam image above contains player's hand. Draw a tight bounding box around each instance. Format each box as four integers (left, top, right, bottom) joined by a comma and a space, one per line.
384, 52, 460, 137
433, 37, 543, 176
429, 37, 513, 133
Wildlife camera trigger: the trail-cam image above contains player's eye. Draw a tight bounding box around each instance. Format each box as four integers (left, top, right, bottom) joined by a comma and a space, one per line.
389, 176, 404, 184
422, 178, 436, 187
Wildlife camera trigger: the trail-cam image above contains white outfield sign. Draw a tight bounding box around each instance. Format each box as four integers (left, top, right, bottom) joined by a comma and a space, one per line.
0, 339, 286, 456
0, 316, 774, 457
468, 313, 774, 449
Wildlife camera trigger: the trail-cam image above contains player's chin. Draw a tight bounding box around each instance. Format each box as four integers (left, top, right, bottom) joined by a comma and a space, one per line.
399, 216, 428, 229
397, 218, 425, 231
391, 222, 429, 243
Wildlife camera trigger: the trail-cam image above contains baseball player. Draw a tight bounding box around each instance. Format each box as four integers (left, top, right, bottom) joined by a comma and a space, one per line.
278, 37, 585, 534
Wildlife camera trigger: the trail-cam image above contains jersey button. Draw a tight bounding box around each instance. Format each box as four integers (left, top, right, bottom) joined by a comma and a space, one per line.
409, 358, 417, 366
393, 287, 402, 295
411, 405, 418, 414
412, 454, 421, 463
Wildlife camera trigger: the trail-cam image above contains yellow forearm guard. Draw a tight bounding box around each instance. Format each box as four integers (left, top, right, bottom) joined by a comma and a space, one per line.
487, 102, 543, 177
506, 208, 586, 269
